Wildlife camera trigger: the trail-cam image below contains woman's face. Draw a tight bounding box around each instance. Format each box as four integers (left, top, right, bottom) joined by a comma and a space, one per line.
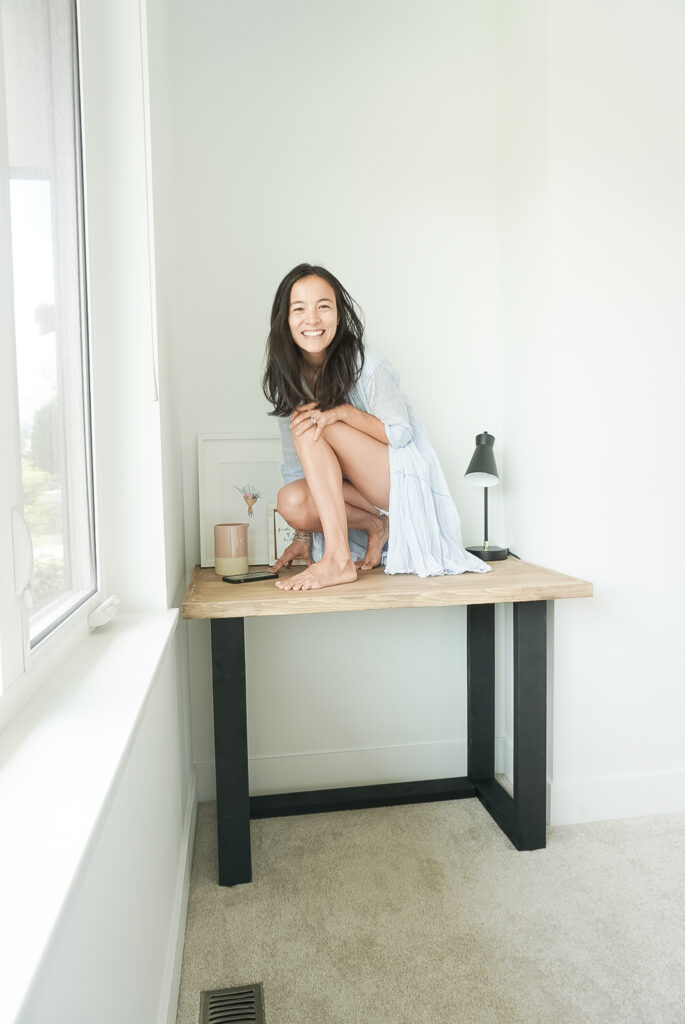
288, 275, 338, 366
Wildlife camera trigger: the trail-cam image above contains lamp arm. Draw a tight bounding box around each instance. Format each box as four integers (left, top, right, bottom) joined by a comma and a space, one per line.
483, 486, 489, 550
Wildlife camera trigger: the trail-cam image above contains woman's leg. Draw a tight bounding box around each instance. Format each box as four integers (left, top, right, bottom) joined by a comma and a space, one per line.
341, 484, 389, 569
275, 429, 356, 590
322, 421, 390, 511
278, 479, 389, 570
323, 421, 390, 569
276, 423, 390, 590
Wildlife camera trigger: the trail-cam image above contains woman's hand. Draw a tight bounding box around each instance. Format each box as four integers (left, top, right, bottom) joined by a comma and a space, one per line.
269, 537, 313, 573
290, 402, 350, 442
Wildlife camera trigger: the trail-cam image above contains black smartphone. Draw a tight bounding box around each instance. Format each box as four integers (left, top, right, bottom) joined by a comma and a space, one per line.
223, 570, 279, 584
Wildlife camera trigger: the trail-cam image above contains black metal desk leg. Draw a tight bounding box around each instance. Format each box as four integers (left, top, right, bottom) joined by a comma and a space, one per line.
211, 618, 252, 886
467, 601, 548, 852
467, 604, 496, 781
513, 600, 547, 850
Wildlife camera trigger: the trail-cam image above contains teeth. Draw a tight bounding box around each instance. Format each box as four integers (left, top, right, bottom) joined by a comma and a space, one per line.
303, 330, 324, 337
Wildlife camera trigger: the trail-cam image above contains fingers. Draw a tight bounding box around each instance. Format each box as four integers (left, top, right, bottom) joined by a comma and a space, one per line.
310, 407, 342, 440
312, 410, 334, 440
272, 547, 312, 572
291, 412, 313, 434
291, 403, 317, 428
294, 411, 327, 439
270, 550, 294, 572
294, 417, 316, 438
291, 404, 322, 437
272, 541, 307, 571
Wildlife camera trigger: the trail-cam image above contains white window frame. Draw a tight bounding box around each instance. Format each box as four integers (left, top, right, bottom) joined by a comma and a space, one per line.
0, 1, 103, 713
1, 0, 168, 729
0, 46, 25, 687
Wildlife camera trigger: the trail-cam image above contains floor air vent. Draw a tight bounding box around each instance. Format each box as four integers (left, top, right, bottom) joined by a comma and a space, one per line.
199, 984, 265, 1024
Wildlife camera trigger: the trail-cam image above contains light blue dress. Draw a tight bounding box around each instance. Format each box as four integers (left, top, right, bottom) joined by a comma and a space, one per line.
277, 347, 490, 577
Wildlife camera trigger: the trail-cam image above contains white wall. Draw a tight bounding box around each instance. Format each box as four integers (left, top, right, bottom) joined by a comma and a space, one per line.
20, 627, 196, 1024
161, 0, 685, 823
499, 0, 685, 822
144, 0, 189, 611
497, 0, 551, 565
165, 0, 506, 799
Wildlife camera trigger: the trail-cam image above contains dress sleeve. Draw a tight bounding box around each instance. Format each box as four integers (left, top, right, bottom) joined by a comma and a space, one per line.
366, 358, 413, 448
277, 416, 305, 484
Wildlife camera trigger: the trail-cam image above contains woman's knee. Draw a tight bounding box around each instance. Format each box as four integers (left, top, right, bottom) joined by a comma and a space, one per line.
277, 481, 313, 529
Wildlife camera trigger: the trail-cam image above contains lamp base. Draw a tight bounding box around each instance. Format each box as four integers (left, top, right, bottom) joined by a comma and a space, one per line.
466, 544, 509, 562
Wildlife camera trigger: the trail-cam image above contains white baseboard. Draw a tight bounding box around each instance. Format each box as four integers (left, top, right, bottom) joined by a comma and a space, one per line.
549, 768, 685, 826
159, 768, 198, 1024
196, 740, 469, 801
194, 751, 685, 833
196, 760, 216, 802
489, 746, 685, 829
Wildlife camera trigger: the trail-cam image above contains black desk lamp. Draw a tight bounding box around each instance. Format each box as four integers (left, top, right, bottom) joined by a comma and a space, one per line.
464, 431, 508, 561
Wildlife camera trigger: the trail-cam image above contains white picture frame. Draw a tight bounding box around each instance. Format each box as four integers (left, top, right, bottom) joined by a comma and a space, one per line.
198, 434, 283, 567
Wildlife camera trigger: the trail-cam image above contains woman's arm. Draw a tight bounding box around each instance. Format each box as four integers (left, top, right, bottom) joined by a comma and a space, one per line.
339, 404, 388, 444
288, 354, 413, 447
290, 402, 388, 445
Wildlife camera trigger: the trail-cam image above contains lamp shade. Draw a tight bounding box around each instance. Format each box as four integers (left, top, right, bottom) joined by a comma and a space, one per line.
464, 431, 499, 487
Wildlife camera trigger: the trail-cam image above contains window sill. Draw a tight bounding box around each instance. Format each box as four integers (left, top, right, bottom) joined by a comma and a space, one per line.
0, 609, 179, 1024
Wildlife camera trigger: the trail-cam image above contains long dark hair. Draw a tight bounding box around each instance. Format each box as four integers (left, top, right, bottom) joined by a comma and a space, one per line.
262, 263, 365, 417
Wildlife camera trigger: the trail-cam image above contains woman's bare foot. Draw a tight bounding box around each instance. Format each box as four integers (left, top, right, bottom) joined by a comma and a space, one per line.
355, 514, 389, 571
275, 554, 357, 591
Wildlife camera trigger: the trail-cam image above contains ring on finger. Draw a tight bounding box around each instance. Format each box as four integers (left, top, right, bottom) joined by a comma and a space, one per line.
310, 416, 317, 424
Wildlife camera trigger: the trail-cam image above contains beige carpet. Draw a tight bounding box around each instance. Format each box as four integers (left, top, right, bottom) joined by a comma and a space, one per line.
175, 800, 685, 1023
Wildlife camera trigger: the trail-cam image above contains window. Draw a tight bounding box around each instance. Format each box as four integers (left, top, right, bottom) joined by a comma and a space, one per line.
0, 0, 96, 674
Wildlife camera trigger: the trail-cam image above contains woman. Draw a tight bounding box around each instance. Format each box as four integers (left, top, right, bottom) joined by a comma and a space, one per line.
263, 263, 489, 591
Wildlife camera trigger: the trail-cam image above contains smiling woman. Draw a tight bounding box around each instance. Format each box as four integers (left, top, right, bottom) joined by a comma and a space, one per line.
261, 263, 490, 591
263, 263, 365, 417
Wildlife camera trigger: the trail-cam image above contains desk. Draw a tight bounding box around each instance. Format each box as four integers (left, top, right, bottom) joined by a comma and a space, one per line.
182, 558, 592, 886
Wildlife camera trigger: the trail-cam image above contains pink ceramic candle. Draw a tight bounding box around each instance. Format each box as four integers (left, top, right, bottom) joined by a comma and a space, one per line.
214, 523, 248, 576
